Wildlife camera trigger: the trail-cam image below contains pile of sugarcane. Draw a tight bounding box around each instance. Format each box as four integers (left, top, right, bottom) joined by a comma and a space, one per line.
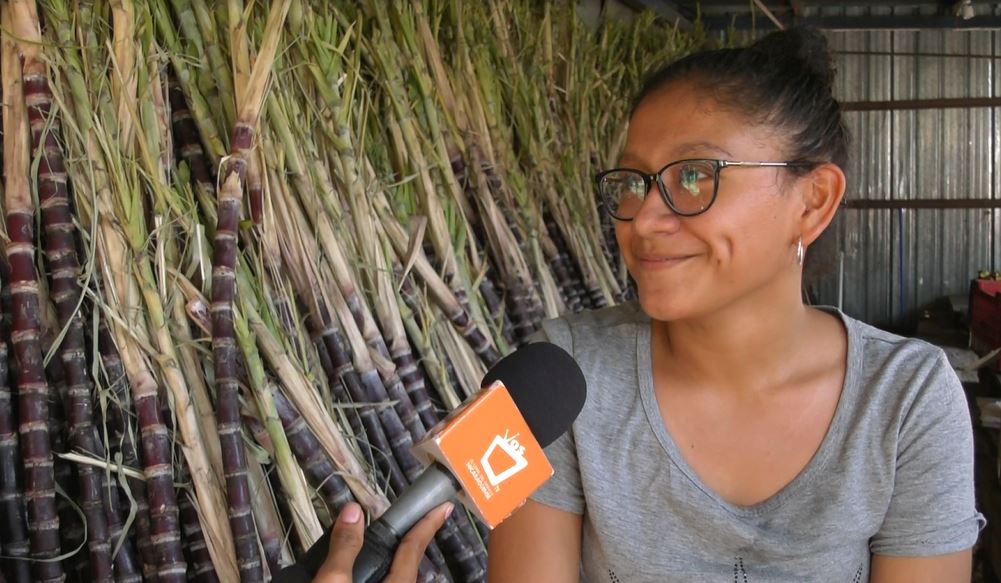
0, 1, 702, 581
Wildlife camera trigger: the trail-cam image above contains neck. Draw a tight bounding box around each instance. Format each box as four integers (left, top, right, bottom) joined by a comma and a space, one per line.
650, 275, 814, 395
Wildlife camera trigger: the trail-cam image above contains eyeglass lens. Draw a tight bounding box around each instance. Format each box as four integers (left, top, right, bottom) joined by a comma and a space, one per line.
599, 160, 717, 219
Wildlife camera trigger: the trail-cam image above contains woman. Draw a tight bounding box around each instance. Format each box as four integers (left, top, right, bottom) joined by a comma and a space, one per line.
487, 27, 984, 582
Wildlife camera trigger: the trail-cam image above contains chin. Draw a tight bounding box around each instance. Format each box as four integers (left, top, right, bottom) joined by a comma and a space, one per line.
636, 288, 698, 322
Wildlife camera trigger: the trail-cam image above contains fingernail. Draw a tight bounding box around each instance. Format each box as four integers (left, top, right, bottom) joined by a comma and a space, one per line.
342, 504, 362, 524
443, 503, 455, 520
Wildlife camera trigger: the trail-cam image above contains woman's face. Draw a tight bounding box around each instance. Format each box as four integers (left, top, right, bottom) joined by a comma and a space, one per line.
616, 81, 808, 322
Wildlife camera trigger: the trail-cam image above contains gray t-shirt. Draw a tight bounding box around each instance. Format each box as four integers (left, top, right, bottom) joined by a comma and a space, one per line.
531, 302, 985, 583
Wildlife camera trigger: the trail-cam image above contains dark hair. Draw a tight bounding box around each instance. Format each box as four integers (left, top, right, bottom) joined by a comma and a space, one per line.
632, 27, 849, 172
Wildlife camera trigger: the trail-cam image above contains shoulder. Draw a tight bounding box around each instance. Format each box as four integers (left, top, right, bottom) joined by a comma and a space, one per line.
536, 303, 648, 410
844, 313, 951, 383
837, 311, 963, 424
538, 301, 648, 357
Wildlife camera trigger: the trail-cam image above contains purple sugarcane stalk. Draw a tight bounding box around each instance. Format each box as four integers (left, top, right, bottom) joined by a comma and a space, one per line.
96, 319, 156, 583
24, 56, 114, 583
0, 337, 31, 583
211, 122, 263, 582
1, 5, 63, 577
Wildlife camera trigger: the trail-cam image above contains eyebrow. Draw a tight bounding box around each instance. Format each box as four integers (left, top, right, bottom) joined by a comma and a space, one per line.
618, 142, 735, 169
674, 141, 734, 158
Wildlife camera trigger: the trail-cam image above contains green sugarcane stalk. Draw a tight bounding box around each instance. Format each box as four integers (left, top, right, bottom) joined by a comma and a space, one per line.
148, 0, 227, 163
270, 384, 355, 514
263, 158, 412, 502
248, 308, 389, 515
232, 286, 323, 548
167, 0, 236, 140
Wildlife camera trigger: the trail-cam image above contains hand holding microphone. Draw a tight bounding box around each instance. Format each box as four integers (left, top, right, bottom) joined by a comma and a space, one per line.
311, 502, 453, 583
274, 341, 586, 583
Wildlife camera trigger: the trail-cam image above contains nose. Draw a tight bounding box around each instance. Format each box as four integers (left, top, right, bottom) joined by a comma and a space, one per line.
631, 180, 681, 235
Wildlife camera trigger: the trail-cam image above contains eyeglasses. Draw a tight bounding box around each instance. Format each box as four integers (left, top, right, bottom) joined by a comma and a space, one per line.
594, 158, 815, 220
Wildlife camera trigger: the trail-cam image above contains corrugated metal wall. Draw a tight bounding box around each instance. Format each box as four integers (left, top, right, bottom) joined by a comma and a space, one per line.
812, 21, 1000, 327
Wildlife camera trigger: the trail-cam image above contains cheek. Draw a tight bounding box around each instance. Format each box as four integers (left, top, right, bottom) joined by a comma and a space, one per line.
615, 222, 632, 256
704, 197, 786, 263
615, 223, 642, 279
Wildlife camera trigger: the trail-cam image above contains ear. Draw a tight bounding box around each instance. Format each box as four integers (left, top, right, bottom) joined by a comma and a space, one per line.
798, 163, 846, 246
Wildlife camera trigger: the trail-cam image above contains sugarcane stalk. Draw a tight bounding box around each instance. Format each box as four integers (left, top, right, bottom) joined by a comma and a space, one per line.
393, 275, 463, 418
323, 325, 409, 497
0, 331, 31, 583
210, 3, 291, 578
383, 5, 507, 353
243, 442, 291, 576
166, 0, 235, 137
1, 6, 63, 580
94, 319, 154, 583
7, 4, 704, 582
167, 76, 216, 209
309, 336, 370, 451
147, 0, 226, 163
324, 282, 485, 580
18, 3, 116, 577
273, 384, 446, 583
444, 150, 520, 347
231, 286, 323, 549
253, 314, 392, 518
184, 0, 236, 132
49, 4, 238, 577
366, 31, 472, 312
542, 211, 591, 310
260, 160, 395, 487
109, 5, 216, 581
44, 370, 85, 582
298, 6, 496, 421
277, 322, 451, 579
477, 276, 517, 349
177, 486, 219, 583
96, 249, 187, 583
260, 136, 405, 486
371, 190, 498, 370
270, 385, 354, 512
379, 305, 441, 432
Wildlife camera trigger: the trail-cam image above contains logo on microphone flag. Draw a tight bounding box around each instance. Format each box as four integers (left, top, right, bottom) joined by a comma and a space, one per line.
412, 380, 553, 528
482, 430, 528, 487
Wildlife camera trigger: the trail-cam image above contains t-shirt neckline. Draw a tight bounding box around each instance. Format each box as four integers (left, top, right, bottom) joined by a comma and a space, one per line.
636, 307, 862, 517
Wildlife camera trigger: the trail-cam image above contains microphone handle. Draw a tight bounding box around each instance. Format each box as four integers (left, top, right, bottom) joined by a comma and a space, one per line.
354, 463, 462, 583
272, 462, 461, 583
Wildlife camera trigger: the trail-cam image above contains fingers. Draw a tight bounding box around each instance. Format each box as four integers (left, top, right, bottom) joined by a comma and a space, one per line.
383, 503, 455, 583
314, 503, 366, 582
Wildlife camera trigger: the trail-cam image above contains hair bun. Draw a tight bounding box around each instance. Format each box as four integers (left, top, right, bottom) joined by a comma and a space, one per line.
751, 27, 835, 88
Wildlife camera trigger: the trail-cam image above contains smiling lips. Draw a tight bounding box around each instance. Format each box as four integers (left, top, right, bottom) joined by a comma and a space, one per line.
637, 253, 697, 267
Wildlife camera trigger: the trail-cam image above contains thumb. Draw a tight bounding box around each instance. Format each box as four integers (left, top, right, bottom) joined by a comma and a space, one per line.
314, 503, 366, 582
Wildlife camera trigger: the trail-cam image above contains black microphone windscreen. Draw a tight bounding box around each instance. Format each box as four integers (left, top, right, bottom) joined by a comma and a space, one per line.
480, 341, 586, 448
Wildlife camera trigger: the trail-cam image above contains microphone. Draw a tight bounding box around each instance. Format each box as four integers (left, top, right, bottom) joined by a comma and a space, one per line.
273, 341, 586, 582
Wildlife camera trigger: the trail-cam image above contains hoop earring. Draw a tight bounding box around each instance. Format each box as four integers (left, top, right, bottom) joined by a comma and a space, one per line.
796, 238, 805, 266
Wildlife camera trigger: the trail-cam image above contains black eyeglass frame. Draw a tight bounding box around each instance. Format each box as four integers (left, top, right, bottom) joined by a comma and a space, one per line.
594, 158, 817, 220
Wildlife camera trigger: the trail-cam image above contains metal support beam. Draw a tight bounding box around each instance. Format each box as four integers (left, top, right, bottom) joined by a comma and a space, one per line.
803, 13, 1001, 29
703, 12, 1001, 29
844, 198, 1001, 210
843, 97, 1001, 111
